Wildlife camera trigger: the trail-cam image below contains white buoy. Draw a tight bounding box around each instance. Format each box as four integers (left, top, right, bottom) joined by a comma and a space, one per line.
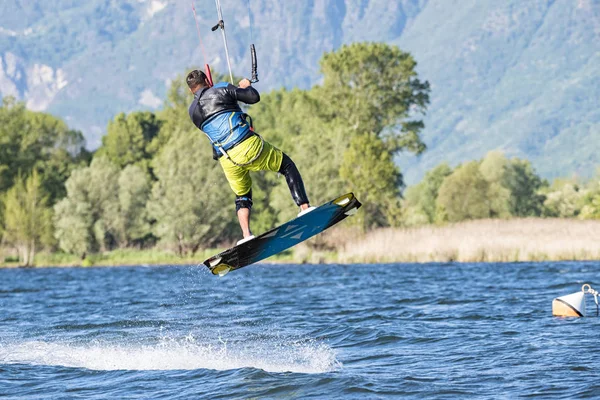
552, 291, 586, 317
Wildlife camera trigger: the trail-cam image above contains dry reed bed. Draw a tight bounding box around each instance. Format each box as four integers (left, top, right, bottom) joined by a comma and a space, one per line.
339, 219, 600, 263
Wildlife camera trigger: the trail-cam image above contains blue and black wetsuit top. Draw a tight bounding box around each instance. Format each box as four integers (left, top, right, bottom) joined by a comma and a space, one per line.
188, 82, 260, 155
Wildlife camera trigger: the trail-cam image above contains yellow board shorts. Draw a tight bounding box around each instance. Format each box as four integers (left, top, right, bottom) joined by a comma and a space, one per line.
219, 135, 283, 196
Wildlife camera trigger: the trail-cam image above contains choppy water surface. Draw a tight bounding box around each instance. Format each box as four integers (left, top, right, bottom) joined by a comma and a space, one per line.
1, 262, 600, 399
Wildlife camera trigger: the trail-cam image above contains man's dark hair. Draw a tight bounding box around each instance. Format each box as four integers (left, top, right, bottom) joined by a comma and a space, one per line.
186, 70, 208, 89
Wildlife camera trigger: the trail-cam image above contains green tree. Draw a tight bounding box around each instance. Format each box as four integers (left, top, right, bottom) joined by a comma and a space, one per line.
436, 161, 492, 222
0, 96, 89, 206
53, 197, 93, 258
580, 171, 600, 219
319, 42, 430, 154
340, 134, 403, 228
503, 158, 545, 217
541, 179, 585, 218
402, 163, 453, 225
151, 75, 193, 153
39, 146, 92, 205
54, 157, 122, 255
87, 158, 121, 251
0, 97, 35, 193
479, 151, 545, 218
580, 194, 600, 219
479, 151, 511, 218
479, 151, 507, 182
147, 129, 233, 255
115, 165, 152, 246
97, 111, 162, 173
3, 171, 52, 266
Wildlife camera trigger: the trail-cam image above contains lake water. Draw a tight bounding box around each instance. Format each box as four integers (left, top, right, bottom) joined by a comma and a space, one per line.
1, 262, 599, 399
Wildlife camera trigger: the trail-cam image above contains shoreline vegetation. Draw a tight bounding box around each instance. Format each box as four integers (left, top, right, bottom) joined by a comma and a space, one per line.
3, 43, 600, 269
339, 218, 600, 264
3, 218, 600, 268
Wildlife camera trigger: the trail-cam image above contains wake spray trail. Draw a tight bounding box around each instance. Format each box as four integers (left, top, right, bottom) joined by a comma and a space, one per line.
0, 334, 341, 373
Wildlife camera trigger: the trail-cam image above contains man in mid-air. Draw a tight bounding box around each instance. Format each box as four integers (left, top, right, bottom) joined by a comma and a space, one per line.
187, 70, 314, 244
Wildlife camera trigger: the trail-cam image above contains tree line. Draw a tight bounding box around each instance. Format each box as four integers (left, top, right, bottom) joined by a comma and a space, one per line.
402, 152, 600, 226
1, 42, 599, 266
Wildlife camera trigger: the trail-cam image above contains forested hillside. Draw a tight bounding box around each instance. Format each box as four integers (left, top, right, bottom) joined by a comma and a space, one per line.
0, 0, 599, 181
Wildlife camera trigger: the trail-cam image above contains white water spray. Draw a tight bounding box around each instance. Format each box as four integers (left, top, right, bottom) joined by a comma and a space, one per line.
0, 335, 341, 374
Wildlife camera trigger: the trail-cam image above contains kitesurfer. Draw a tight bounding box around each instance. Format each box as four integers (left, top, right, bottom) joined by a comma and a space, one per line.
186, 70, 314, 244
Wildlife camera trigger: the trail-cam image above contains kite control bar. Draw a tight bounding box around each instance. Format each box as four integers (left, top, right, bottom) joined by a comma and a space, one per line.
250, 44, 259, 83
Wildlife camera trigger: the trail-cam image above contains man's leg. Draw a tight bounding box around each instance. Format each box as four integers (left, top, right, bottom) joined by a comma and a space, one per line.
224, 136, 313, 226
235, 192, 253, 239
220, 155, 254, 239
241, 138, 311, 212
278, 153, 310, 211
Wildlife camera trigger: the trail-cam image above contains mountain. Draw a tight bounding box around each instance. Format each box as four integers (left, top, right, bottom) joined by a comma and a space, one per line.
1, 0, 599, 182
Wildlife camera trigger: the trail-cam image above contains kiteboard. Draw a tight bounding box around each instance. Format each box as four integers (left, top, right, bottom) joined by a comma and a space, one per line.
203, 192, 361, 276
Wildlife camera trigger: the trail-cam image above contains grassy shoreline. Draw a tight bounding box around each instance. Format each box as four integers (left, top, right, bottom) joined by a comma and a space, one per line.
2, 218, 600, 268
340, 218, 600, 263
